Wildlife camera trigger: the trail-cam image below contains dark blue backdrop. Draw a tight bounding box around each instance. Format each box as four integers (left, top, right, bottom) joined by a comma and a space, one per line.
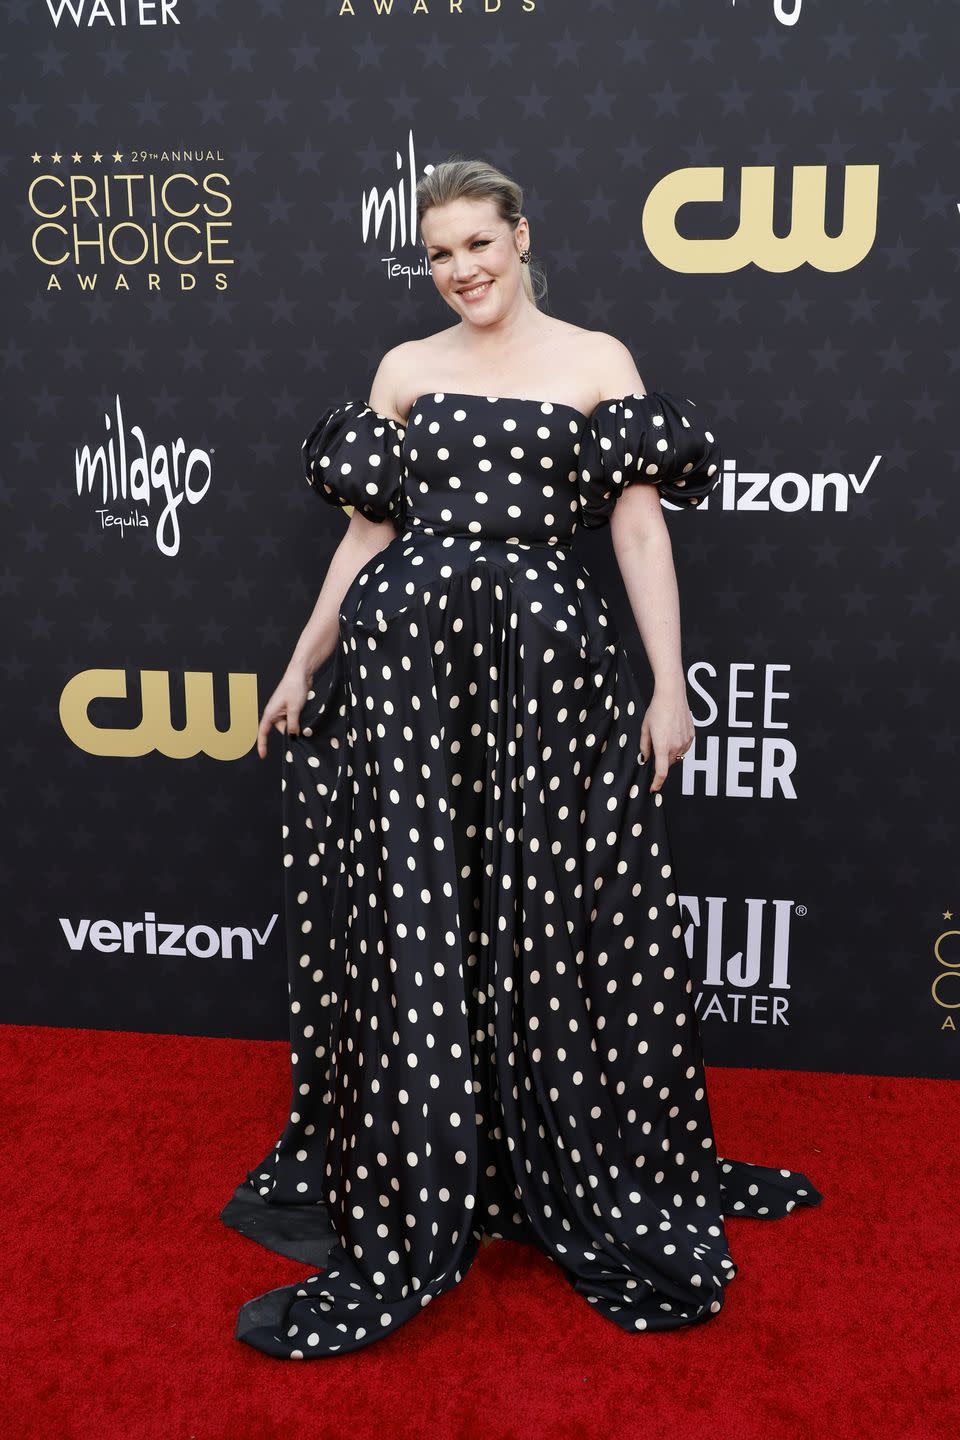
3, 0, 957, 1079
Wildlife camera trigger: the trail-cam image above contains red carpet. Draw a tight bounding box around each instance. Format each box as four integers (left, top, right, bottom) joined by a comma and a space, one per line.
2, 1023, 956, 1440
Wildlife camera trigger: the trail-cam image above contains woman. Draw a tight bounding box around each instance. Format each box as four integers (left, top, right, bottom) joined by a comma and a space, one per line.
221, 158, 823, 1358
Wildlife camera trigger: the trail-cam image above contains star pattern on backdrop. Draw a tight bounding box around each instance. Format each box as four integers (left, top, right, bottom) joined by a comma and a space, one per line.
1, 0, 955, 1077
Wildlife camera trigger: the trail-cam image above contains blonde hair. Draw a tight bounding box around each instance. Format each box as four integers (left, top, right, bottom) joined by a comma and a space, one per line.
416, 156, 549, 310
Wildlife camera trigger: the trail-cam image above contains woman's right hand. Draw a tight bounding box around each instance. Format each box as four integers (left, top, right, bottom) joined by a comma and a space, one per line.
256, 666, 313, 759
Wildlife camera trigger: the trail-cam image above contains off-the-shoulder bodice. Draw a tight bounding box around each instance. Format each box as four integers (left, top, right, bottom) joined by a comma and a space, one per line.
300, 389, 721, 535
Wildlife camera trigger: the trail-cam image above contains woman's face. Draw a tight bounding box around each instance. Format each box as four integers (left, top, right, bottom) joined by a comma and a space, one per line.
421, 198, 529, 325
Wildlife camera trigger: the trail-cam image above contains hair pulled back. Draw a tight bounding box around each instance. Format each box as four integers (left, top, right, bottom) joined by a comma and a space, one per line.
416, 156, 548, 311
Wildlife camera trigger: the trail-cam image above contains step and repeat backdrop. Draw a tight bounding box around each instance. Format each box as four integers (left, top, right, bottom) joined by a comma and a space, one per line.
3, 0, 956, 1078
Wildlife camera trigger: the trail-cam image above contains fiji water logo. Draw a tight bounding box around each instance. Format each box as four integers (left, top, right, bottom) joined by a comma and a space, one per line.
681, 895, 801, 1026
44, 1, 182, 27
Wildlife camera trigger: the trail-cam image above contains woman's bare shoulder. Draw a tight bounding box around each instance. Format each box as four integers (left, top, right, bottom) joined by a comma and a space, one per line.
367, 325, 644, 422
367, 338, 432, 424
578, 330, 647, 401
385, 331, 466, 419
579, 329, 641, 367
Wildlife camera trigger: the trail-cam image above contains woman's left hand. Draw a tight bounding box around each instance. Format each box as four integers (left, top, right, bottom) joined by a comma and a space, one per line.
639, 686, 695, 794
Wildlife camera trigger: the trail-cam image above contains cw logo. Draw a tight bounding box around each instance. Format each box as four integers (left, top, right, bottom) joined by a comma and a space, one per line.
932, 928, 960, 1028
643, 164, 878, 273
60, 668, 258, 759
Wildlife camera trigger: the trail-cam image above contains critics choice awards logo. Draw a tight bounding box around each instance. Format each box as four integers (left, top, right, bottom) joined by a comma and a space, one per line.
932, 913, 959, 1032
28, 148, 232, 292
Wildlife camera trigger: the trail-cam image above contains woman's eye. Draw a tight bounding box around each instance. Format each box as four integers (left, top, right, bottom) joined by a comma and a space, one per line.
429, 240, 490, 261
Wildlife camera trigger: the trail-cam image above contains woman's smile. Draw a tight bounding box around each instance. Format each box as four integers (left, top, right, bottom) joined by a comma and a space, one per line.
458, 279, 494, 302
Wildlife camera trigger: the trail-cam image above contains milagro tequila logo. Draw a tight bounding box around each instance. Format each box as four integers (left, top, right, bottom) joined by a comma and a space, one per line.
75, 394, 213, 556
681, 895, 799, 1026
363, 128, 435, 287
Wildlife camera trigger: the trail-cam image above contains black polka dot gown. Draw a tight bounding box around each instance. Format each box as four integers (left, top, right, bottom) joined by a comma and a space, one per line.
220, 389, 823, 1358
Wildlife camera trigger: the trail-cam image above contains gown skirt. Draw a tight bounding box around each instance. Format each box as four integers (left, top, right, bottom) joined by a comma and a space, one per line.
220, 388, 824, 1357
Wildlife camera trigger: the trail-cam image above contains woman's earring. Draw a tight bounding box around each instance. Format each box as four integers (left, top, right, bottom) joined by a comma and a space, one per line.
519, 247, 531, 264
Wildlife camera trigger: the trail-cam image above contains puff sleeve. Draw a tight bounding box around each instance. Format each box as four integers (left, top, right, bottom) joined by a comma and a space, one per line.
577, 390, 722, 527
301, 400, 406, 526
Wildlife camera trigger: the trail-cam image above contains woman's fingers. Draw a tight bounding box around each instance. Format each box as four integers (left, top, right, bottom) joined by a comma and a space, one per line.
257, 704, 286, 759
256, 710, 273, 759
650, 741, 671, 793
639, 718, 651, 767
641, 696, 694, 792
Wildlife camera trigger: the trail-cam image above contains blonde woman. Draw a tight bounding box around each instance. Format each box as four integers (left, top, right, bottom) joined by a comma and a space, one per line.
221, 158, 823, 1359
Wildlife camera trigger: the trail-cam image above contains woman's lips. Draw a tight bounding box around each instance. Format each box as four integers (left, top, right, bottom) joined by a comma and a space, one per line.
459, 280, 493, 302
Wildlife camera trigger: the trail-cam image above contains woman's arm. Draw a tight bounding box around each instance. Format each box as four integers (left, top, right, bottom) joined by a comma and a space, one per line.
285, 512, 395, 680
288, 352, 407, 679
259, 358, 408, 757
611, 488, 693, 794
257, 513, 395, 757
587, 331, 694, 793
